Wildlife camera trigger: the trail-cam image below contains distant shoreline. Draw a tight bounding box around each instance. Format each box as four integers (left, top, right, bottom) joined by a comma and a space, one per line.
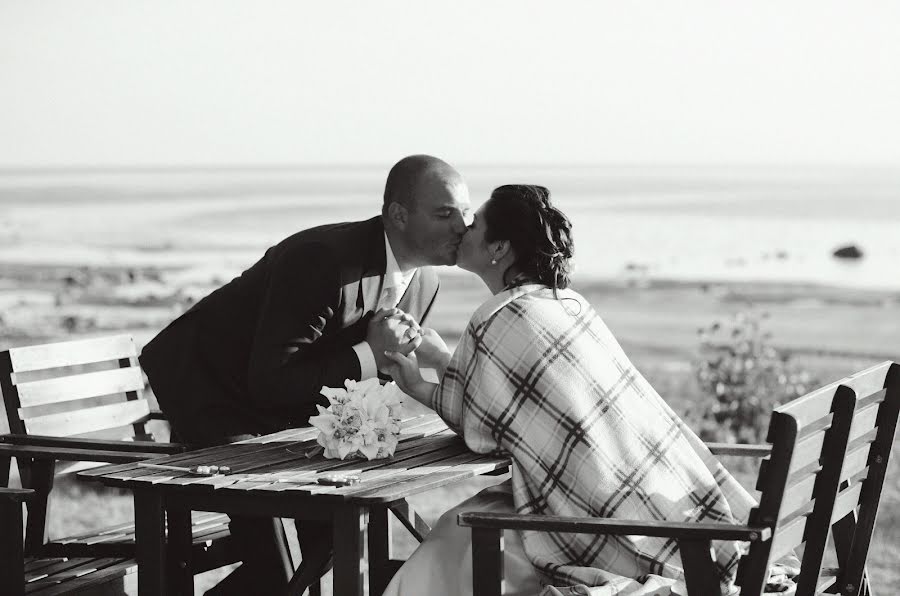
4, 257, 898, 302
3, 258, 897, 362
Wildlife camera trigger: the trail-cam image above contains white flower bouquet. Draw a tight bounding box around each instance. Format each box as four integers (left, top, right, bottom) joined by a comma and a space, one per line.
308, 378, 404, 460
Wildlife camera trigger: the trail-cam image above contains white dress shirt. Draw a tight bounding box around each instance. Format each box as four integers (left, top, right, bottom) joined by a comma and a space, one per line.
352, 233, 417, 378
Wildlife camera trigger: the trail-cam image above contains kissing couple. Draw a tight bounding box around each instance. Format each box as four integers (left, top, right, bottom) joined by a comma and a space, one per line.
141, 155, 756, 596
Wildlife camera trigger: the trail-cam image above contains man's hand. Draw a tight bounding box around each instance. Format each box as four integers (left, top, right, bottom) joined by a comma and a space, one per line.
367, 309, 422, 371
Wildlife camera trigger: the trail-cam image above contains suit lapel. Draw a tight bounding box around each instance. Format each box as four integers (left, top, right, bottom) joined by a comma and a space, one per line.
396, 267, 437, 322
358, 273, 382, 313
395, 270, 420, 315
356, 217, 387, 314
335, 217, 386, 330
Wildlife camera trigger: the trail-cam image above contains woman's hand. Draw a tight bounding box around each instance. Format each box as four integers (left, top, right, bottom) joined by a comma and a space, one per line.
368, 309, 423, 372
383, 350, 436, 407
413, 328, 452, 373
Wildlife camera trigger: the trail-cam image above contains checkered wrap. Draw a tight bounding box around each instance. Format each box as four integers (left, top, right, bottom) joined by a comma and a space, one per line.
434, 285, 756, 594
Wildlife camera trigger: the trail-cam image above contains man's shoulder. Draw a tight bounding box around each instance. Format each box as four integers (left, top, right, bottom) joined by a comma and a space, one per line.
280, 216, 381, 248
268, 216, 382, 264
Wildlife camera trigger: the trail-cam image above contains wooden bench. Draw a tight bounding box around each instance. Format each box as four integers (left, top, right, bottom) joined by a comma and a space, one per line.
1, 487, 137, 595
459, 361, 900, 596
0, 335, 240, 585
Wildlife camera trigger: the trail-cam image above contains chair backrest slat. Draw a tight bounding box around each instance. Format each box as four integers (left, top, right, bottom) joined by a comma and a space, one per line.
16, 367, 145, 409
847, 397, 882, 443
776, 473, 816, 523
776, 387, 838, 431
787, 431, 826, 474
21, 399, 151, 437
776, 363, 892, 430
7, 335, 137, 373
830, 482, 864, 525
840, 436, 875, 483
835, 362, 895, 401
768, 514, 808, 562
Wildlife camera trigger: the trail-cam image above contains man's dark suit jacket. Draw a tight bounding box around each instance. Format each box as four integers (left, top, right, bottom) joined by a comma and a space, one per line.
140, 216, 440, 445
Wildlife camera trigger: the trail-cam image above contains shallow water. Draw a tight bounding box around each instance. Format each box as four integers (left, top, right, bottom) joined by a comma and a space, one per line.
2, 165, 898, 290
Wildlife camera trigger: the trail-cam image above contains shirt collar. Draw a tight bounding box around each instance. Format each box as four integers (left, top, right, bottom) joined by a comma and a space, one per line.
384, 232, 416, 289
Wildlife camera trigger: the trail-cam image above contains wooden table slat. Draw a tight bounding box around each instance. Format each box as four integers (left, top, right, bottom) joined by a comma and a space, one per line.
340, 453, 505, 498
180, 434, 466, 492
24, 558, 87, 582
24, 558, 69, 575
127, 430, 462, 490
83, 415, 449, 484
304, 451, 495, 499
230, 440, 475, 495
93, 438, 319, 484
349, 458, 510, 504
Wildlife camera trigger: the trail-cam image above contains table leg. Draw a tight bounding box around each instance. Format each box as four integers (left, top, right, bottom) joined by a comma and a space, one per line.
134, 489, 166, 596
368, 506, 392, 595
333, 505, 368, 596
167, 504, 194, 595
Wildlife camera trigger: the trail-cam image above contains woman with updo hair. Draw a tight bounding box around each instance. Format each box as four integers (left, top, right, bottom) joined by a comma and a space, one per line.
382, 186, 756, 596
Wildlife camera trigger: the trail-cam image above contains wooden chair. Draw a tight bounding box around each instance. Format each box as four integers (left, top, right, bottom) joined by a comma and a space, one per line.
459, 361, 900, 596
0, 335, 239, 578
1, 487, 137, 595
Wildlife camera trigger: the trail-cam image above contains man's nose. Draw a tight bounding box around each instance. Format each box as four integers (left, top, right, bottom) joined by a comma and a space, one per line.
451, 212, 468, 234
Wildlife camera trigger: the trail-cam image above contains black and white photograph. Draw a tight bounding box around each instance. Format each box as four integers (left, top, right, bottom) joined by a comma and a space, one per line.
1, 2, 899, 595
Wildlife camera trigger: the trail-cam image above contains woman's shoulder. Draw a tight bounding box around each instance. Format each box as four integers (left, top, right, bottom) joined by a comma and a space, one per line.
470, 285, 590, 328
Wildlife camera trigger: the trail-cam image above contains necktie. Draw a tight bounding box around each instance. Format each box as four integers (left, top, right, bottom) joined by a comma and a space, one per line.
378, 284, 401, 310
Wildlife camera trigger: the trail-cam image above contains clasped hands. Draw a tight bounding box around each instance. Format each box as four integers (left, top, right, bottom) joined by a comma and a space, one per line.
366, 308, 449, 379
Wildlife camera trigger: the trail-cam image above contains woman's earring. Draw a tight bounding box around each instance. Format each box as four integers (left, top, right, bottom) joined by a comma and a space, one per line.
490, 259, 497, 265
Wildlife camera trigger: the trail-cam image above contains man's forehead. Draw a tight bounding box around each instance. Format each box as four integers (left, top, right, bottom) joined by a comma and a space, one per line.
416, 178, 469, 209
428, 195, 470, 211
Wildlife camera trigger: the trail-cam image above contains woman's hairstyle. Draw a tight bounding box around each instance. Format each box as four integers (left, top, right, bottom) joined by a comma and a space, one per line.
483, 184, 574, 291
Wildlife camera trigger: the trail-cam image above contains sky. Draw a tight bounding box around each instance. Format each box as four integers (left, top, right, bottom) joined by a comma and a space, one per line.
1, 1, 899, 167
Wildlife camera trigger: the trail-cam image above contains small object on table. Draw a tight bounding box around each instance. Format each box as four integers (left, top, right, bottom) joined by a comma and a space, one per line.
304, 445, 324, 459
137, 462, 232, 476
316, 474, 361, 486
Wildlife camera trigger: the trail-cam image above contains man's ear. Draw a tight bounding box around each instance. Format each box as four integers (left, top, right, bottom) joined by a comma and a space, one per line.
387, 202, 408, 230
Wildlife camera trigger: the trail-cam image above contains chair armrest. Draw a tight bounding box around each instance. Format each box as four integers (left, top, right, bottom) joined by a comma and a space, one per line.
0, 442, 172, 464
0, 487, 34, 503
458, 512, 771, 542
0, 434, 186, 454
705, 442, 772, 457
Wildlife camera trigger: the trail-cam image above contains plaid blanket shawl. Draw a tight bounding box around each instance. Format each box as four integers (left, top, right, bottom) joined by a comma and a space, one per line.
433, 285, 756, 594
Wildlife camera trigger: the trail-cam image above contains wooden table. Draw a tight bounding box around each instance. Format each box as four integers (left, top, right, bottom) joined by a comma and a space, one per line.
80, 414, 510, 596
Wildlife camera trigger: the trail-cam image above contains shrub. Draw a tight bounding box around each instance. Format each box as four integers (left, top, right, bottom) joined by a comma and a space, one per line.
694, 310, 816, 443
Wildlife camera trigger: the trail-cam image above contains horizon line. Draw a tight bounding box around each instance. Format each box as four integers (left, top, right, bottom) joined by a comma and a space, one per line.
1, 162, 899, 175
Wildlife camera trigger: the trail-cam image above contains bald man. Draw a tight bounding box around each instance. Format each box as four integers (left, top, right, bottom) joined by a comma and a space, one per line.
140, 155, 470, 595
